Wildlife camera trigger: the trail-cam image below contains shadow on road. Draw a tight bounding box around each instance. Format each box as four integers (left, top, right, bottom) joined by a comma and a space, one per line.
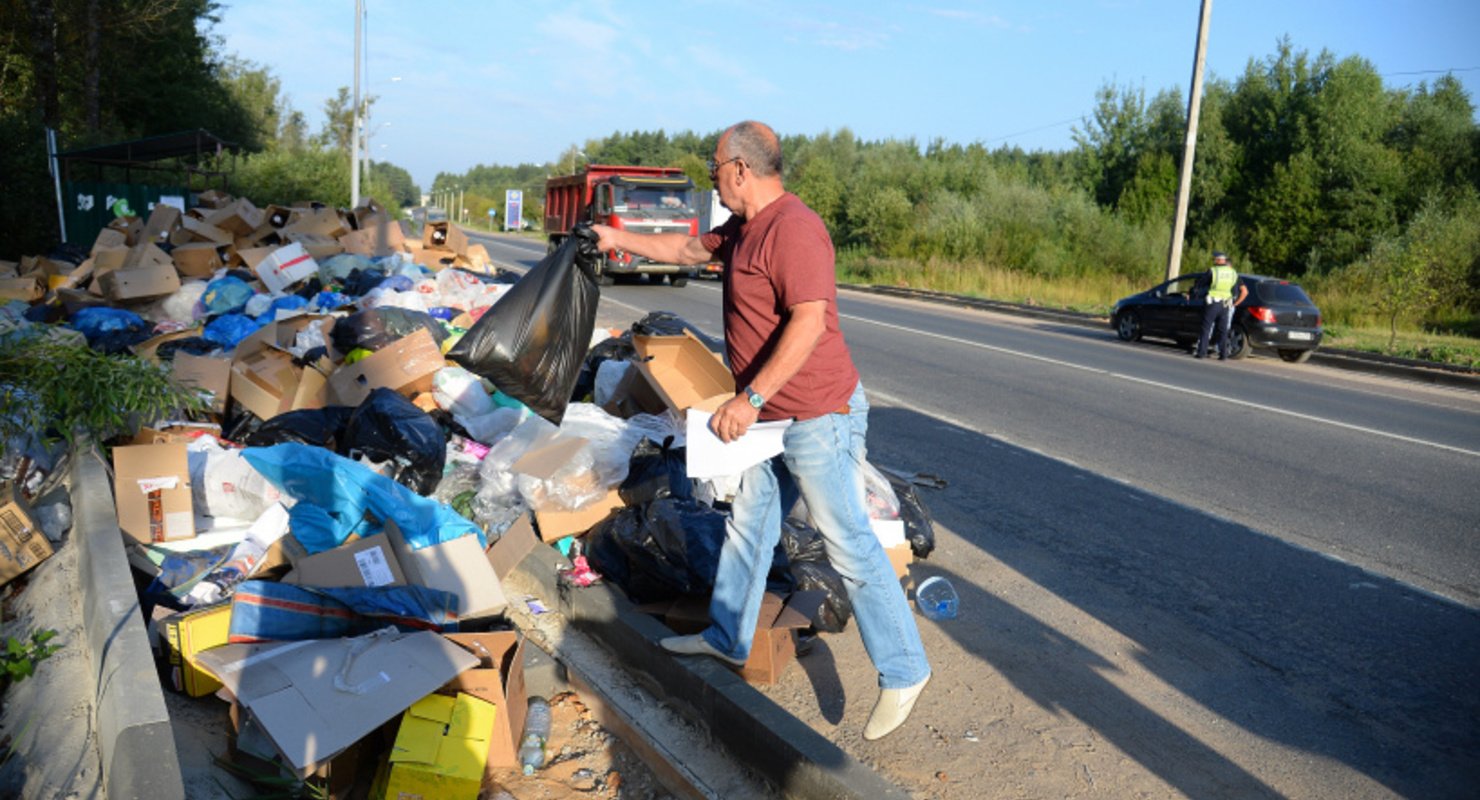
867, 404, 1480, 799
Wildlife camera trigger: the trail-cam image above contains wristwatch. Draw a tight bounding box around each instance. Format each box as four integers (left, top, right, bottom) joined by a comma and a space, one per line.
744, 385, 765, 410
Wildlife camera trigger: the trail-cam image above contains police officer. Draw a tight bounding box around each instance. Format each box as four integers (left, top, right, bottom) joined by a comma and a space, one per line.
1196, 251, 1249, 360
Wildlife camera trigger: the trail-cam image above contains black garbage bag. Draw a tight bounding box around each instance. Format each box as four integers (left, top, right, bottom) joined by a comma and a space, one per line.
618, 436, 691, 506
884, 472, 938, 559
631, 311, 725, 354
46, 243, 90, 267
154, 337, 222, 362
331, 307, 447, 354
781, 519, 853, 632
447, 225, 600, 425
244, 406, 356, 450
340, 388, 447, 495
339, 266, 390, 297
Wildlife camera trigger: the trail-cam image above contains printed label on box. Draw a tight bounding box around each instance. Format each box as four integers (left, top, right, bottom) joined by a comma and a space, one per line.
354, 545, 397, 587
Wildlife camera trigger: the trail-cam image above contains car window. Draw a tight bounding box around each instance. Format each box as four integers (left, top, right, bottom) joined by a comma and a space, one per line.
1163, 275, 1201, 297
1253, 281, 1315, 305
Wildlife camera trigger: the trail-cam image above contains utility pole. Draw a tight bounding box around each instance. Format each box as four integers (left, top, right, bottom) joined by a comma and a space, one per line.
1165, 0, 1212, 281
350, 0, 363, 208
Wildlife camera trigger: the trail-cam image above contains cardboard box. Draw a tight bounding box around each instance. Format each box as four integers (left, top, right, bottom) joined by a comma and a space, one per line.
263, 204, 297, 229
112, 443, 194, 543
413, 247, 459, 271
173, 352, 233, 415
651, 591, 824, 685
196, 189, 232, 209
142, 203, 182, 244
252, 242, 318, 294
384, 521, 506, 619
194, 631, 480, 774
372, 693, 496, 800
601, 362, 667, 419
422, 221, 469, 256
131, 422, 222, 445
122, 241, 173, 270
442, 631, 528, 771
172, 215, 234, 246
351, 199, 388, 230
171, 242, 224, 278
91, 227, 128, 253
485, 513, 539, 580
91, 244, 129, 274
158, 603, 232, 696
131, 327, 204, 362
107, 214, 143, 244
285, 231, 345, 261
230, 349, 329, 421
100, 262, 181, 302
287, 534, 407, 588
284, 207, 347, 239
328, 328, 445, 407
0, 484, 55, 587
0, 276, 43, 303
885, 543, 914, 591
532, 488, 625, 541
631, 331, 735, 415
232, 245, 276, 271
338, 222, 405, 257
206, 197, 264, 237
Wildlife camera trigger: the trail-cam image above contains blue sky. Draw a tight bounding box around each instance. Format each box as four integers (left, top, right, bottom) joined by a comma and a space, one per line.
211, 1, 1480, 190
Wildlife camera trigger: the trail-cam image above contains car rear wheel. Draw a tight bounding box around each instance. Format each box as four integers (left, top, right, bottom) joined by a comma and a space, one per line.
1227, 325, 1252, 359
1116, 311, 1142, 342
1278, 348, 1313, 363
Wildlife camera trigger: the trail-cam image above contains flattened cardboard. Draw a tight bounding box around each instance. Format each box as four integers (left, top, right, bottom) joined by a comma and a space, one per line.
0, 276, 43, 303
443, 631, 528, 770
172, 242, 224, 278
173, 352, 233, 415
533, 488, 625, 542
100, 262, 181, 301
132, 327, 205, 362
158, 603, 232, 696
373, 693, 495, 799
173, 215, 234, 246
327, 328, 445, 407
0, 483, 55, 586
112, 443, 195, 543
886, 543, 914, 592
252, 242, 318, 294
631, 331, 734, 415
383, 521, 506, 619
287, 534, 407, 588
650, 590, 824, 684
195, 631, 479, 773
285, 231, 345, 261
485, 513, 538, 580
413, 248, 459, 271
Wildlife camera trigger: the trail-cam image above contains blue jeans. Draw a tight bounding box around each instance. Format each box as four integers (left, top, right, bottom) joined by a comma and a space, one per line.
701, 382, 931, 689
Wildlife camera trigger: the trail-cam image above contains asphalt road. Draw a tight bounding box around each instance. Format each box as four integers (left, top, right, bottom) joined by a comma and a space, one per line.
469, 231, 1480, 798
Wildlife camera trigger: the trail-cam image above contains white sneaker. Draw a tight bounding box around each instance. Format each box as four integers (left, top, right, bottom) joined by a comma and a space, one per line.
863, 674, 930, 740
660, 633, 746, 667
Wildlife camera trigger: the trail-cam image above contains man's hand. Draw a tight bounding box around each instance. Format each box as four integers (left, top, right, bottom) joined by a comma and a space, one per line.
590, 223, 618, 253
709, 393, 761, 444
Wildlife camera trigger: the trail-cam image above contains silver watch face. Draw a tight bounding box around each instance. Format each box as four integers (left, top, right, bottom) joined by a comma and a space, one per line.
747, 390, 764, 409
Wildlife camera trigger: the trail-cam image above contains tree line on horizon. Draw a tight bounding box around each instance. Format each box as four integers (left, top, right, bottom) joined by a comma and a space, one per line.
2, 4, 1475, 336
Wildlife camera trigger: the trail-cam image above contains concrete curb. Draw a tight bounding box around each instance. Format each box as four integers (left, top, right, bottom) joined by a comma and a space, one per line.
71, 447, 186, 800
841, 283, 1480, 390
515, 545, 911, 800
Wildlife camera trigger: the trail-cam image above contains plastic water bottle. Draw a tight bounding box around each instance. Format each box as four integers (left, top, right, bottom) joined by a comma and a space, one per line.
915, 576, 959, 621
518, 696, 552, 775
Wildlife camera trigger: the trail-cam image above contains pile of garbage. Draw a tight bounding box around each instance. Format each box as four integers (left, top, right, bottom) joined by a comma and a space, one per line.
0, 192, 940, 798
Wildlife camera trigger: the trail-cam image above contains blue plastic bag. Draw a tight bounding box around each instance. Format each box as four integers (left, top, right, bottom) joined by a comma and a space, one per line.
377, 274, 415, 293
313, 291, 353, 311
201, 276, 256, 316
228, 579, 460, 642
241, 443, 482, 555
203, 313, 266, 349
265, 294, 308, 318
70, 307, 146, 340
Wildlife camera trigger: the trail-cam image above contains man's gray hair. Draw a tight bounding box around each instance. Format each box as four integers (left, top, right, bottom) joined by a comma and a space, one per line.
724, 120, 783, 177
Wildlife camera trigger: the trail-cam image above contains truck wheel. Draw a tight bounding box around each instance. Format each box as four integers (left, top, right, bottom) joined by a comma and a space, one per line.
667, 275, 688, 287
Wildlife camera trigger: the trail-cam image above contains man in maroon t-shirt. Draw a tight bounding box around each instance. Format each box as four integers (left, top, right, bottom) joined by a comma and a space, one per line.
592, 121, 930, 740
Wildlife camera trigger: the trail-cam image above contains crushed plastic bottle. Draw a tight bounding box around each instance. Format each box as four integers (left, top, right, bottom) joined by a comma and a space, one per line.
914, 576, 959, 621
518, 696, 552, 775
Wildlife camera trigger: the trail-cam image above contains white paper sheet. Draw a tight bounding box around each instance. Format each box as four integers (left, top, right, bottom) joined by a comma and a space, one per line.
685, 409, 792, 479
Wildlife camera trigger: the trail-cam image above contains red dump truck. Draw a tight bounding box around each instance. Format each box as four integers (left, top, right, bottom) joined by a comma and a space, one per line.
543, 165, 699, 286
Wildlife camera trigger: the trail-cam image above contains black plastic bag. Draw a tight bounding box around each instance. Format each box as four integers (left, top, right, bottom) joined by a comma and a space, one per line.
571, 332, 637, 404
618, 436, 691, 506
331, 307, 446, 354
340, 388, 447, 495
631, 311, 725, 354
884, 472, 938, 559
154, 337, 222, 362
447, 225, 600, 425
781, 519, 853, 632
339, 266, 389, 297
244, 406, 356, 450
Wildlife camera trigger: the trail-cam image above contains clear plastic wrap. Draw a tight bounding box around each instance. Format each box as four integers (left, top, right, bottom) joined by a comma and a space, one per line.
433, 366, 496, 418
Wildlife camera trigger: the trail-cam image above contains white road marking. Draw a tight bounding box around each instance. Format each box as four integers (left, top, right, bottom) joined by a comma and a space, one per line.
846, 313, 1480, 460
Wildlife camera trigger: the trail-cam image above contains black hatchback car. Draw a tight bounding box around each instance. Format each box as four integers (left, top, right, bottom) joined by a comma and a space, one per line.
1110, 272, 1323, 362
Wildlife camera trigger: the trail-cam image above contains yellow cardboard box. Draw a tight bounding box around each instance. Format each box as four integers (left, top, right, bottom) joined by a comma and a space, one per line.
158, 603, 232, 696
374, 693, 496, 800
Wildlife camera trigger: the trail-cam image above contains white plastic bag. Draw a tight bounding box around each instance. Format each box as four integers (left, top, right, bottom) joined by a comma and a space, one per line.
433, 366, 495, 418
593, 359, 630, 408
187, 435, 286, 520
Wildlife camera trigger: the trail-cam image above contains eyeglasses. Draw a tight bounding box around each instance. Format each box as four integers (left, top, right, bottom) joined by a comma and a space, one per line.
707, 155, 742, 179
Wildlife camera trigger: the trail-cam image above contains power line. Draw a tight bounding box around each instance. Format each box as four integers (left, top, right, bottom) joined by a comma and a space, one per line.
1382, 66, 1480, 77
984, 116, 1084, 145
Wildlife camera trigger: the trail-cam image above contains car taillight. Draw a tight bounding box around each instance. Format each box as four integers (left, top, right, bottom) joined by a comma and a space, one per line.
1248, 306, 1277, 324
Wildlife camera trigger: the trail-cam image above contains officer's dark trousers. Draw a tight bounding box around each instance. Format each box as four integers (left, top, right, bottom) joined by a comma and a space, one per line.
1196, 300, 1233, 359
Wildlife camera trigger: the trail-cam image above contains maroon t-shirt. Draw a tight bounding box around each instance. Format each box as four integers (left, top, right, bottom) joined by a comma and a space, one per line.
700, 192, 859, 421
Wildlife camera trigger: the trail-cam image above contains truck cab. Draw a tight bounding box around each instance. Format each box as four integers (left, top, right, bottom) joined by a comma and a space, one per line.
545, 165, 700, 286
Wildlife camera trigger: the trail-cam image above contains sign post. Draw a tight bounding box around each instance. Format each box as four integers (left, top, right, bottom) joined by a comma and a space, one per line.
504, 190, 523, 232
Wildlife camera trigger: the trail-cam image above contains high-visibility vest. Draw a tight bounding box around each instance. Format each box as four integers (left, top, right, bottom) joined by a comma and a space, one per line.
1208, 265, 1237, 301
